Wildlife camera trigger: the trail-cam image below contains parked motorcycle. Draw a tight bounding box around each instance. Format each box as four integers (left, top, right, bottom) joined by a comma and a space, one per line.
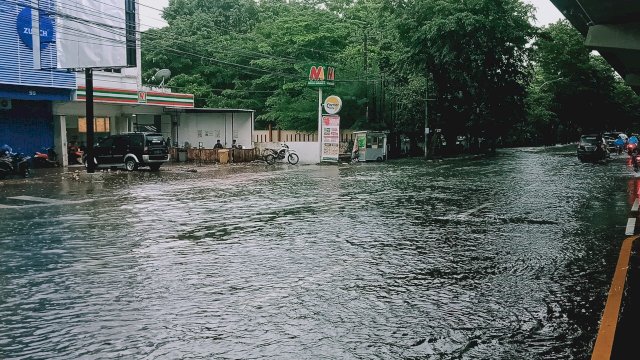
32, 147, 60, 168
264, 143, 299, 165
68, 144, 84, 165
0, 152, 31, 179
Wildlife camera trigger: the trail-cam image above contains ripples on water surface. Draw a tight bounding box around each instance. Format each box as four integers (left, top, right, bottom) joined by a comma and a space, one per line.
0, 147, 633, 359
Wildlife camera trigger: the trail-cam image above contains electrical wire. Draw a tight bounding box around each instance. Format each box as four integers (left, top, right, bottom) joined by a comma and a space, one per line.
4, 0, 379, 95
10, 0, 314, 66
10, 0, 303, 78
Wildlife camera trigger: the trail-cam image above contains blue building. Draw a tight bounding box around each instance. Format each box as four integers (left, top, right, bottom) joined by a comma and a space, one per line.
0, 0, 75, 155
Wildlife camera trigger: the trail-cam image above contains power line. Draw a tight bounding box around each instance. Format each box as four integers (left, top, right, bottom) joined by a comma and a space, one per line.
10, 0, 304, 78
10, 0, 338, 68
19, 0, 310, 65
6, 0, 381, 93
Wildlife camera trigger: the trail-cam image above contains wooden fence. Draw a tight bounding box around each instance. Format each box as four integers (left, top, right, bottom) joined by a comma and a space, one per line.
254, 130, 356, 143
170, 148, 260, 163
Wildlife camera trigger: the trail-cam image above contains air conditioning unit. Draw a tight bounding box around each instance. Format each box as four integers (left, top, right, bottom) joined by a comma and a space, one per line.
0, 99, 11, 110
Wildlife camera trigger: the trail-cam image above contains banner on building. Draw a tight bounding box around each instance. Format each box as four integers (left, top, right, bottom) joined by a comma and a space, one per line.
56, 0, 136, 68
321, 115, 340, 162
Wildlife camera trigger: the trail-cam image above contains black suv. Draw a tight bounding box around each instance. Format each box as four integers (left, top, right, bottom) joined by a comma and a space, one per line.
87, 133, 169, 171
577, 134, 609, 162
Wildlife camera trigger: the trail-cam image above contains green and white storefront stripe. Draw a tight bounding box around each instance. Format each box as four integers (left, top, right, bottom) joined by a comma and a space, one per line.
147, 93, 194, 107
76, 87, 194, 107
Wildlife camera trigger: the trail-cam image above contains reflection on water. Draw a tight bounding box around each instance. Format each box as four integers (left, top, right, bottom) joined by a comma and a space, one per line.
0, 149, 633, 359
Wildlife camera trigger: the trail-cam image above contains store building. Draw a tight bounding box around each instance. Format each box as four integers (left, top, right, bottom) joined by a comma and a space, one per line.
53, 84, 195, 165
0, 0, 75, 155
1, 0, 254, 167
164, 108, 255, 150
0, 0, 196, 166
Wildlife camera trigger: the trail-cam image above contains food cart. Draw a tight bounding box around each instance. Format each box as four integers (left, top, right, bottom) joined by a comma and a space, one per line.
353, 131, 388, 162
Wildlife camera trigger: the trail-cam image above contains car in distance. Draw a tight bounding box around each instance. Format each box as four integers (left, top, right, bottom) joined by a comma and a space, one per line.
86, 132, 169, 171
577, 134, 609, 162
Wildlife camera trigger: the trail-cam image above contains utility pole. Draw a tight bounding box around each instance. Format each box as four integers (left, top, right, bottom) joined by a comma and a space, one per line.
364, 26, 369, 124
424, 74, 429, 159
85, 68, 95, 173
363, 28, 368, 77
317, 87, 323, 162
381, 74, 385, 127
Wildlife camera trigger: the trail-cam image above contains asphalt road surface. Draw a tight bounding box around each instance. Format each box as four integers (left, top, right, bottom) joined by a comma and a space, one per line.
0, 147, 636, 359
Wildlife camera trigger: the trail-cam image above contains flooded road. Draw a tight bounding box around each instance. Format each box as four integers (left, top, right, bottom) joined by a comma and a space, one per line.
0, 146, 636, 359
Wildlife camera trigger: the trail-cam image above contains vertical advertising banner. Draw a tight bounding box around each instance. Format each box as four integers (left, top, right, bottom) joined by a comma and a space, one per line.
321, 115, 340, 162
56, 0, 131, 68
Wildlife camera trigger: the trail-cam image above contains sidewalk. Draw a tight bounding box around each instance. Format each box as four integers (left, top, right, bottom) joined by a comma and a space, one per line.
609, 237, 640, 358
592, 236, 640, 359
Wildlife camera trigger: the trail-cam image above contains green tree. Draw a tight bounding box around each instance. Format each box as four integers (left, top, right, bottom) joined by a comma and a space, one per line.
529, 20, 640, 143
141, 0, 639, 153
398, 0, 535, 152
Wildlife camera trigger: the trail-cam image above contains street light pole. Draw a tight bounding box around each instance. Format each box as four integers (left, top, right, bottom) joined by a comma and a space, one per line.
536, 77, 565, 90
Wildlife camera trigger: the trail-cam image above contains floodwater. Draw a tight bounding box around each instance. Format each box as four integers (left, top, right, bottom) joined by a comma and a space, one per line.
0, 147, 636, 359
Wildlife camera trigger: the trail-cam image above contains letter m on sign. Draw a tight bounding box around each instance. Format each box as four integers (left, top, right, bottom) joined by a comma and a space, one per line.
309, 66, 325, 81
327, 67, 335, 81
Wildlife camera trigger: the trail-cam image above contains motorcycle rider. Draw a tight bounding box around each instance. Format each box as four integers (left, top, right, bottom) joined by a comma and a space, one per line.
629, 138, 640, 169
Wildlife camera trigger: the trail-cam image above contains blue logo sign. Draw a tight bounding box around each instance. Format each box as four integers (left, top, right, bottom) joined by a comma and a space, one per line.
16, 7, 54, 50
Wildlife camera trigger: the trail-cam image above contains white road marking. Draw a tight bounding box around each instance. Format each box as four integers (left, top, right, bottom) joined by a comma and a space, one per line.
625, 218, 637, 236
632, 199, 639, 212
462, 203, 492, 217
0, 196, 94, 209
9, 196, 69, 204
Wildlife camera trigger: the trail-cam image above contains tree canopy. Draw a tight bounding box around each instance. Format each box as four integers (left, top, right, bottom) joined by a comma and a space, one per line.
141, 0, 640, 150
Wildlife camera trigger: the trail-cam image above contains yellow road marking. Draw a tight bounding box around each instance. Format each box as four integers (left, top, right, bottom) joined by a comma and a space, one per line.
591, 235, 639, 360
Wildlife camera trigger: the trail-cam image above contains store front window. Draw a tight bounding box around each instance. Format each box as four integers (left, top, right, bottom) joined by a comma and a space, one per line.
78, 117, 110, 133
66, 116, 111, 150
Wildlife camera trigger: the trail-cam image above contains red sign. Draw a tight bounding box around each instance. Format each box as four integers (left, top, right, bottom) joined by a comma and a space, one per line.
137, 91, 147, 103
308, 65, 335, 87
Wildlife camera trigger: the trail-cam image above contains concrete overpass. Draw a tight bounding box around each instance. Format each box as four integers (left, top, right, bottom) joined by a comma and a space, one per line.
550, 0, 640, 92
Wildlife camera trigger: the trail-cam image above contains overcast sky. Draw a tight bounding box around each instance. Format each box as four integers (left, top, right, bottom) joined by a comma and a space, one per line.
138, 0, 565, 30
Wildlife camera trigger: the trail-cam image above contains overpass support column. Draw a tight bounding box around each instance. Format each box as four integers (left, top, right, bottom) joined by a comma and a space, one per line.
585, 23, 640, 52
626, 74, 640, 87
585, 23, 640, 88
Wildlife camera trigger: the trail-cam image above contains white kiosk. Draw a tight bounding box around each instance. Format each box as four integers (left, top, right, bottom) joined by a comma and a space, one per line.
353, 131, 388, 162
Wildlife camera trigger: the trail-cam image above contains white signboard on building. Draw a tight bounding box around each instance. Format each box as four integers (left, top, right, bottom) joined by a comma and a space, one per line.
321, 115, 340, 162
56, 0, 130, 68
